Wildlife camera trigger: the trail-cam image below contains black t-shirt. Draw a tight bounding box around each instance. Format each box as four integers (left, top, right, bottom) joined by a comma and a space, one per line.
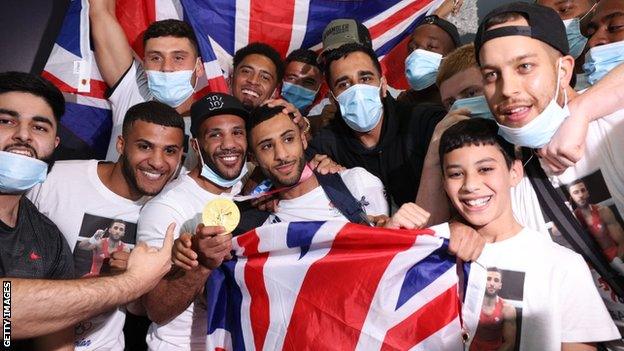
307, 95, 445, 207
0, 197, 74, 279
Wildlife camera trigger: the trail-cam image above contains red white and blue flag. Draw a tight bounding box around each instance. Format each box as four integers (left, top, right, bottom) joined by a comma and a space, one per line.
41, 0, 441, 158
205, 221, 485, 351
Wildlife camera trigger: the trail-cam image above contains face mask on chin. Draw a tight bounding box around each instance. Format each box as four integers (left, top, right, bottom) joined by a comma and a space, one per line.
496, 59, 570, 148
194, 139, 248, 189
0, 151, 48, 193
146, 59, 199, 108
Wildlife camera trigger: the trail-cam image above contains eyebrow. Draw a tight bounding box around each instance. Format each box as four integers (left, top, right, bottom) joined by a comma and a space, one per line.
0, 108, 54, 127
32, 116, 55, 127
444, 157, 498, 170
481, 53, 538, 71
145, 49, 190, 55
604, 11, 624, 22
0, 108, 19, 118
257, 128, 295, 147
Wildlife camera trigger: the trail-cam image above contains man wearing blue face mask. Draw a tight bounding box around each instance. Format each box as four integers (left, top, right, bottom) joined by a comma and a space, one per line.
281, 49, 322, 116
0, 71, 76, 350
136, 93, 252, 350
307, 43, 447, 211
475, 3, 624, 347
398, 15, 460, 107
90, 0, 204, 170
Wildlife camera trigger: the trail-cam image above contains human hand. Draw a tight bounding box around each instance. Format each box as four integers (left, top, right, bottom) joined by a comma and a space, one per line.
537, 113, 589, 175
192, 224, 233, 270
250, 194, 279, 212
309, 154, 345, 175
172, 233, 198, 271
384, 203, 431, 229
448, 221, 485, 262
125, 223, 176, 293
108, 251, 130, 273
263, 98, 306, 130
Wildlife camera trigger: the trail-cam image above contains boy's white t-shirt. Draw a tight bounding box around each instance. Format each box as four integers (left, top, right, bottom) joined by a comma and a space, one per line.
137, 173, 242, 350
27, 159, 147, 350
266, 167, 388, 224
468, 227, 619, 350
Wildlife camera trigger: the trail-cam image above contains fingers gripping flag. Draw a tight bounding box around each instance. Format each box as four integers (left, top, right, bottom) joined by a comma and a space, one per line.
205, 221, 486, 351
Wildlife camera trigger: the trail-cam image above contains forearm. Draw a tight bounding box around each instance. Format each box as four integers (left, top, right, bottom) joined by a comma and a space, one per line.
415, 147, 450, 225
570, 63, 624, 122
11, 274, 143, 339
143, 265, 211, 324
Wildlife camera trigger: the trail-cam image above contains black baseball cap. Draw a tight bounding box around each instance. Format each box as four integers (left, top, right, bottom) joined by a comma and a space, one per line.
474, 2, 569, 65
190, 93, 249, 137
416, 15, 461, 47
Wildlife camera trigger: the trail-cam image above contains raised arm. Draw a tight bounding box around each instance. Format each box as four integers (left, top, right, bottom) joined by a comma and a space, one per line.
89, 0, 134, 87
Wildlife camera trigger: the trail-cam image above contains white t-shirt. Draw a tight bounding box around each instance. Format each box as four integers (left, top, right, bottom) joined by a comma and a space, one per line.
137, 173, 242, 350
266, 167, 388, 224
106, 60, 196, 171
467, 227, 619, 350
27, 159, 147, 350
510, 109, 624, 348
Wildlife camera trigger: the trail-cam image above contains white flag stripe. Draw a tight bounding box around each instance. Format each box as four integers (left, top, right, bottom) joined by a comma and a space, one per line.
234, 0, 251, 53
286, 0, 311, 55
409, 316, 464, 351
206, 327, 233, 351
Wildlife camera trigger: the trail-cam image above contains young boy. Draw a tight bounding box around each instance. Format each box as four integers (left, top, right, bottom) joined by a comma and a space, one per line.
439, 118, 618, 351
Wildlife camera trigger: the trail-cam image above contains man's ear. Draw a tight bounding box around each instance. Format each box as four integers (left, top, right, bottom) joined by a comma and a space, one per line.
116, 135, 125, 157
380, 76, 388, 98
301, 130, 308, 150
270, 86, 280, 99
510, 159, 524, 187
54, 136, 60, 149
558, 55, 575, 92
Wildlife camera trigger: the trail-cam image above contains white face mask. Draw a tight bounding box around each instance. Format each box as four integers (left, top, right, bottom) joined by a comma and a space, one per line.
496, 59, 570, 148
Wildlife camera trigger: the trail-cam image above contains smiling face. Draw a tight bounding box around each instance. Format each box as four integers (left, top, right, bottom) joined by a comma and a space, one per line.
249, 112, 306, 188
439, 66, 485, 110
231, 54, 278, 109
443, 144, 522, 230
0, 92, 59, 161
479, 17, 573, 128
117, 120, 184, 196
586, 0, 624, 48
195, 114, 247, 181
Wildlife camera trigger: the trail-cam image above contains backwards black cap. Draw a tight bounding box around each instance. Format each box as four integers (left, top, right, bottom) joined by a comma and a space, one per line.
474, 2, 569, 65
418, 15, 461, 47
190, 93, 249, 137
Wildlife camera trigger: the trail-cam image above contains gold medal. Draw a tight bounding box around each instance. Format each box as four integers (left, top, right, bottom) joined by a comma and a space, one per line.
202, 198, 240, 234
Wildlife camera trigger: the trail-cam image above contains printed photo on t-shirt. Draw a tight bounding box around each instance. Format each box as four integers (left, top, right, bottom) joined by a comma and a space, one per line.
551, 170, 624, 267
470, 267, 525, 351
73, 213, 137, 278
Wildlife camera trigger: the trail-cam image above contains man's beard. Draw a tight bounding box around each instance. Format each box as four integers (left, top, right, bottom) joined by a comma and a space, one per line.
261, 155, 306, 188
200, 148, 243, 181
120, 154, 161, 196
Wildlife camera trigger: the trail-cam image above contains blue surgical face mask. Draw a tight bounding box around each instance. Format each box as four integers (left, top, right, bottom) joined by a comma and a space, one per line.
583, 39, 624, 85
563, 18, 588, 59
334, 84, 383, 133
404, 49, 443, 91
281, 81, 318, 111
496, 59, 569, 148
146, 65, 196, 107
194, 140, 248, 188
0, 151, 48, 193
450, 95, 494, 120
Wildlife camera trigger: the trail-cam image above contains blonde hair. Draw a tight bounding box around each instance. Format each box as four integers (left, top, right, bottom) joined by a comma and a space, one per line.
436, 43, 478, 87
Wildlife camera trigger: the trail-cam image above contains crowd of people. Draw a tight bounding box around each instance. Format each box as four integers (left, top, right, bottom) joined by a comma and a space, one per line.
2, 0, 624, 350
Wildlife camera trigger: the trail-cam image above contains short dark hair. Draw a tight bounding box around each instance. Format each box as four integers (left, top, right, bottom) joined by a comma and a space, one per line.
323, 43, 382, 87
285, 49, 321, 71
122, 101, 185, 137
233, 42, 285, 82
487, 266, 502, 275
143, 19, 200, 56
438, 118, 516, 169
246, 104, 288, 137
0, 71, 65, 124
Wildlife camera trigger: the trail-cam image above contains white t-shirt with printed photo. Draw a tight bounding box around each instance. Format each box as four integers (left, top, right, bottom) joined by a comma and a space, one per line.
27, 159, 147, 350
266, 167, 388, 224
106, 60, 196, 171
137, 173, 242, 351
509, 107, 624, 348
467, 227, 619, 350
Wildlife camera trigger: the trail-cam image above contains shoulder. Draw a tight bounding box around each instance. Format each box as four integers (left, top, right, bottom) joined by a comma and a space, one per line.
49, 159, 96, 175
21, 198, 65, 238
339, 167, 382, 187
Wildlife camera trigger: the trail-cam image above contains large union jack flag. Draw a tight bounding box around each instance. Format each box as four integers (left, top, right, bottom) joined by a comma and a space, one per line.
205, 221, 485, 351
41, 0, 442, 159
